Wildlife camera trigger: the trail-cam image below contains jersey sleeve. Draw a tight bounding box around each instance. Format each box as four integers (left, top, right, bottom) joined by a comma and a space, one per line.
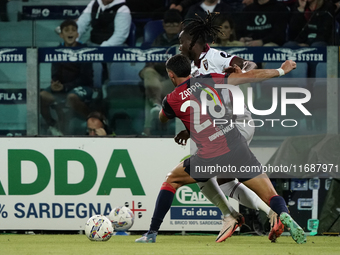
162, 95, 176, 119
220, 51, 236, 69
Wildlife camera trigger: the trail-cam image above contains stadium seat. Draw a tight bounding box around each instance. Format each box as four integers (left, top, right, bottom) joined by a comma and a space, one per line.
315, 62, 327, 78
126, 22, 137, 47
252, 62, 309, 128
263, 62, 308, 80
104, 84, 145, 135
259, 62, 308, 97
334, 20, 340, 44
39, 63, 52, 89
0, 104, 26, 133
141, 20, 164, 48
108, 62, 144, 86
105, 62, 145, 134
307, 81, 327, 131
0, 63, 27, 86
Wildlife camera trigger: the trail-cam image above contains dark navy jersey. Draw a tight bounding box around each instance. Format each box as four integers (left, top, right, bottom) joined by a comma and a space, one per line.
162, 73, 241, 158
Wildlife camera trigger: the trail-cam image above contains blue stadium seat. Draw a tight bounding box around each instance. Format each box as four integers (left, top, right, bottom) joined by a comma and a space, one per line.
263, 62, 308, 79
308, 81, 327, 131
253, 62, 309, 124
126, 22, 136, 47
108, 62, 144, 86
315, 62, 327, 78
141, 20, 164, 48
262, 62, 308, 88
106, 61, 145, 135
0, 63, 27, 85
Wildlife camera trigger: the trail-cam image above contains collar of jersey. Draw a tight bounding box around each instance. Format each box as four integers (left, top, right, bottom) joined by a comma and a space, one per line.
198, 44, 210, 60
194, 44, 210, 67
178, 77, 191, 88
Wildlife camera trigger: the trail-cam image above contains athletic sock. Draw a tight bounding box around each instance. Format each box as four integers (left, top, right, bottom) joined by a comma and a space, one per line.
269, 195, 289, 215
197, 178, 236, 216
219, 179, 271, 215
149, 182, 176, 232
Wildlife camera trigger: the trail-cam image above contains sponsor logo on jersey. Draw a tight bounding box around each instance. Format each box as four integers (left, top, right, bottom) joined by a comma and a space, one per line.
0, 48, 24, 62
44, 48, 103, 62
203, 59, 208, 70
192, 69, 200, 77
220, 52, 231, 58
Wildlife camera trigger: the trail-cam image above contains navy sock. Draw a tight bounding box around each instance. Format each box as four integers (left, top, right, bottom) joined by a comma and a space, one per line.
269, 195, 289, 215
149, 182, 176, 232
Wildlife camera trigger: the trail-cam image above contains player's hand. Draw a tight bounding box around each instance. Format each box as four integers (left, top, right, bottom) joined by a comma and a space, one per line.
174, 130, 189, 145
242, 61, 257, 72
233, 64, 242, 73
280, 60, 297, 74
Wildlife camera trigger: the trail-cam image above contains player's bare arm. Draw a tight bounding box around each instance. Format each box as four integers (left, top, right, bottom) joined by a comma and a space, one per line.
227, 60, 296, 86
159, 110, 169, 123
228, 57, 258, 72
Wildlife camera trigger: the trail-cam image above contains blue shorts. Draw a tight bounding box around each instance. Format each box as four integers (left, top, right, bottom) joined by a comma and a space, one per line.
44, 86, 93, 104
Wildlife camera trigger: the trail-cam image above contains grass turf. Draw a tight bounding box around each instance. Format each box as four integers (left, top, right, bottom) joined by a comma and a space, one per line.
0, 234, 339, 255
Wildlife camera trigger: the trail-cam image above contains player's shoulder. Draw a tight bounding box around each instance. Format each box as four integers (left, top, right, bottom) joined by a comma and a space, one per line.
167, 82, 188, 100
207, 48, 233, 62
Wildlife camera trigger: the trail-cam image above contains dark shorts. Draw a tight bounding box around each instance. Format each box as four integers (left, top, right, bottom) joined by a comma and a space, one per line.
183, 140, 263, 182
44, 86, 93, 104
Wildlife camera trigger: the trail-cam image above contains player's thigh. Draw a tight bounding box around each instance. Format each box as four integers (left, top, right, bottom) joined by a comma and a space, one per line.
166, 161, 197, 189
242, 173, 277, 205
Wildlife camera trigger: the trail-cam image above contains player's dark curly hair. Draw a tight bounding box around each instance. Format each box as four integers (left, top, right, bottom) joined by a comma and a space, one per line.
182, 11, 222, 50
166, 54, 191, 78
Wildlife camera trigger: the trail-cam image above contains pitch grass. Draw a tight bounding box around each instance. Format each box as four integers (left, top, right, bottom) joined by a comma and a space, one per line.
0, 234, 339, 255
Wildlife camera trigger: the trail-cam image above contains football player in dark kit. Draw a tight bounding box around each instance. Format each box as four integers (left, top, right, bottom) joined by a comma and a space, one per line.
178, 11, 284, 242
135, 54, 306, 244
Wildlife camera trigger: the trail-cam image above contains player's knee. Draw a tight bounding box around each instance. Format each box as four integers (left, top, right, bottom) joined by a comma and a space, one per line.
165, 173, 184, 190
164, 177, 181, 190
